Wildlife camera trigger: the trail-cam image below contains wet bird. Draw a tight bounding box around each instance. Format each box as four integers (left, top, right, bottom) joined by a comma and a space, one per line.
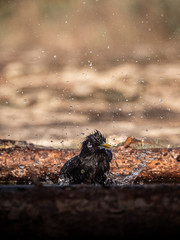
58, 130, 112, 185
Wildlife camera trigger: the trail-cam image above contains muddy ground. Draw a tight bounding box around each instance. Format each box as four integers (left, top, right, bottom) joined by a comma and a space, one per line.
0, 1, 180, 148
0, 60, 180, 148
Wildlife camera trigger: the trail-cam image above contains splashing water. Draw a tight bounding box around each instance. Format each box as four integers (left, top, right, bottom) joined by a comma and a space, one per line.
58, 175, 70, 186
105, 151, 147, 185
58, 161, 71, 186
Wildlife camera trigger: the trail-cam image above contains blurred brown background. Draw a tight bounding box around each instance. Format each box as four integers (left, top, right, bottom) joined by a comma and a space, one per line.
0, 0, 180, 147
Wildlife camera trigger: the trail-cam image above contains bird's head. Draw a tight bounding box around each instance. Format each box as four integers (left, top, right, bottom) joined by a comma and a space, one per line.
80, 130, 111, 155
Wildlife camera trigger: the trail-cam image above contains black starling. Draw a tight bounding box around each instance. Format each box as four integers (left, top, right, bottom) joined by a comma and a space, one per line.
58, 130, 112, 185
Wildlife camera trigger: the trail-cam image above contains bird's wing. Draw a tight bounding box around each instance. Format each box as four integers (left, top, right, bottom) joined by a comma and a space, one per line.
59, 155, 81, 176
60, 155, 93, 184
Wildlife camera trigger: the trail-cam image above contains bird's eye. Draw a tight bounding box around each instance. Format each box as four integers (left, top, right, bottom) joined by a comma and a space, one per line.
87, 142, 92, 148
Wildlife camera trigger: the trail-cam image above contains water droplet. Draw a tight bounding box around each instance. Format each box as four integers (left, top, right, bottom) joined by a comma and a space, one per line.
81, 169, 85, 174
53, 55, 56, 59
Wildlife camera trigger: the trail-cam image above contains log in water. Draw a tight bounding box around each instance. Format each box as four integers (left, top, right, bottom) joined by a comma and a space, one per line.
0, 143, 180, 183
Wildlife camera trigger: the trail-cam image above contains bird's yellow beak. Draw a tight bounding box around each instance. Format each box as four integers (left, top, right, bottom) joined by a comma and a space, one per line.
103, 143, 111, 149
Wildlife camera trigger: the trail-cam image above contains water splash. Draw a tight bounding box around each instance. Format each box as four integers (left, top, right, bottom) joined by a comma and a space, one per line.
58, 175, 70, 186
105, 151, 147, 185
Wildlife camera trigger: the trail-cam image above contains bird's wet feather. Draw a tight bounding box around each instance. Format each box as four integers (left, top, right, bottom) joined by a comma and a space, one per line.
59, 130, 112, 185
